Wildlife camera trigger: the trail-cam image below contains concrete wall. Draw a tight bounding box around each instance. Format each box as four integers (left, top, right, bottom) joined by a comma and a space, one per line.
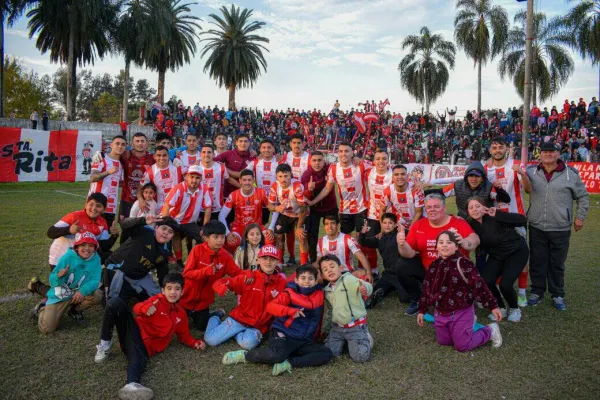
0, 118, 155, 139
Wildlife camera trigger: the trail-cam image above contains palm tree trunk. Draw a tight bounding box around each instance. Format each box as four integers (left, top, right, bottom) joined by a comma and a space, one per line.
66, 20, 76, 121
477, 60, 482, 114
0, 17, 4, 118
157, 68, 165, 105
532, 80, 537, 107
228, 85, 235, 110
122, 59, 130, 122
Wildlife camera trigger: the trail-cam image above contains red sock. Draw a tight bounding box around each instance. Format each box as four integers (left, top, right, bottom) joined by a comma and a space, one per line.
300, 252, 309, 265
363, 247, 377, 272
518, 270, 528, 290
175, 250, 183, 261
495, 276, 502, 285
286, 233, 296, 258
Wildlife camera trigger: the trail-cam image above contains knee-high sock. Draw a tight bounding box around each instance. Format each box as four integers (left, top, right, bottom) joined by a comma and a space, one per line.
518, 269, 528, 290
286, 232, 296, 258
362, 246, 378, 273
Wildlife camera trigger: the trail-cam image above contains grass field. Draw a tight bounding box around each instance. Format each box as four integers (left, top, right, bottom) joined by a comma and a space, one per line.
1, 182, 599, 399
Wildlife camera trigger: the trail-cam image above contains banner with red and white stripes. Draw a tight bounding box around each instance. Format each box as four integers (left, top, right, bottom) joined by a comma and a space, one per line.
0, 128, 102, 182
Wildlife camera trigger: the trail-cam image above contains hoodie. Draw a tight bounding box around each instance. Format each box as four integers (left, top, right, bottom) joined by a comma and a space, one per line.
268, 282, 324, 341
47, 248, 101, 305
301, 163, 337, 213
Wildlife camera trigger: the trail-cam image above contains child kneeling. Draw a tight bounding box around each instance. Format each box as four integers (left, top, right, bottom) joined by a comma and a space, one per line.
103, 273, 205, 400
205, 245, 287, 350
38, 232, 103, 333
222, 264, 333, 375
320, 254, 373, 363
417, 231, 503, 351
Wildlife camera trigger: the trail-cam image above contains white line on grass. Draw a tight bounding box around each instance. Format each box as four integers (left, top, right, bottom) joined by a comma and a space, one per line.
54, 190, 87, 198
0, 292, 33, 304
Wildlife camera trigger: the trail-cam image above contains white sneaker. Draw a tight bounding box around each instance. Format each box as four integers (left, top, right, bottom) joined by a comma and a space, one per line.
118, 382, 154, 400
488, 308, 507, 322
488, 323, 502, 348
367, 332, 374, 349
507, 308, 522, 322
94, 341, 112, 364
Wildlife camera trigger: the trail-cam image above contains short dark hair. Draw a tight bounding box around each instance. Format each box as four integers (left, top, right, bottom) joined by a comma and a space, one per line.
290, 133, 305, 142
185, 133, 198, 140
201, 144, 214, 151
133, 132, 147, 139
162, 273, 184, 288
311, 150, 324, 157
87, 193, 107, 208
323, 213, 340, 224
296, 264, 319, 279
381, 212, 398, 223
140, 182, 157, 194
202, 220, 227, 236
275, 163, 292, 174
490, 136, 506, 146
318, 254, 341, 268
214, 132, 227, 140
155, 145, 169, 153
260, 138, 275, 148
236, 133, 250, 141
112, 135, 127, 143
240, 169, 254, 179
338, 141, 353, 150
392, 164, 407, 172
155, 133, 172, 144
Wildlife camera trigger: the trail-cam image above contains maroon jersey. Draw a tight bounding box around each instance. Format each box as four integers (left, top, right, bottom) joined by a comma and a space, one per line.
121, 152, 155, 203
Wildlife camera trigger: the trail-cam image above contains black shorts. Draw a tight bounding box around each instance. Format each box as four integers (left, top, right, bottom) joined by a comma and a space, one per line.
340, 210, 367, 235
178, 223, 201, 242
274, 214, 309, 235
104, 212, 116, 228
119, 200, 134, 220
365, 218, 381, 237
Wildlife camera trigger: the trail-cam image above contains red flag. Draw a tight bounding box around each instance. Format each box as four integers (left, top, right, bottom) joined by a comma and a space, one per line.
364, 112, 378, 122
354, 112, 366, 133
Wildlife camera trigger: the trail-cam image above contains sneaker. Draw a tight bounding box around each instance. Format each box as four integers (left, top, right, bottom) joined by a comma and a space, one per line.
272, 360, 292, 376
507, 308, 522, 322
222, 350, 247, 365
488, 322, 502, 348
94, 341, 113, 364
404, 301, 419, 316
117, 382, 154, 400
553, 297, 567, 311
367, 332, 374, 349
517, 293, 528, 307
527, 293, 543, 306
365, 288, 385, 309
30, 300, 45, 319
176, 260, 185, 273
488, 308, 507, 322
286, 257, 297, 267
67, 305, 85, 325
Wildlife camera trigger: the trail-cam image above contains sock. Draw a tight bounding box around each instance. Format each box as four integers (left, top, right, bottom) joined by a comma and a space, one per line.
518, 288, 526, 296
300, 252, 309, 265
175, 250, 183, 261
286, 233, 296, 258
518, 270, 528, 290
495, 276, 502, 285
100, 339, 111, 346
363, 247, 378, 272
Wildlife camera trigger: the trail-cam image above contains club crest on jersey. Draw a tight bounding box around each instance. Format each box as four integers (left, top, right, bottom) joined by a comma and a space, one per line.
497, 170, 505, 179
343, 169, 352, 178
293, 159, 300, 167
270, 289, 279, 298
329, 242, 337, 252
161, 170, 170, 179
264, 162, 271, 171
205, 170, 213, 179
400, 196, 407, 203
375, 176, 384, 185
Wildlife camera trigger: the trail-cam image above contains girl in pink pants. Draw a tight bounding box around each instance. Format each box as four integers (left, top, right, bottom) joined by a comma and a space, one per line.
417, 231, 503, 351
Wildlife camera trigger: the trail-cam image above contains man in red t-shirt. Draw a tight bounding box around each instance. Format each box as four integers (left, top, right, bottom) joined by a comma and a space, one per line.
119, 133, 155, 223
397, 193, 479, 316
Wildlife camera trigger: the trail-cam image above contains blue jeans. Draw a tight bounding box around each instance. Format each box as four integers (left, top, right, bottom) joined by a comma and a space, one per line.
204, 316, 262, 350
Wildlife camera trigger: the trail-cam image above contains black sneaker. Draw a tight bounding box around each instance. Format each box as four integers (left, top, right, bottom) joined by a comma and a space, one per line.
177, 259, 185, 273
67, 305, 85, 325
365, 288, 385, 309
404, 301, 419, 316
286, 257, 297, 267
30, 300, 45, 319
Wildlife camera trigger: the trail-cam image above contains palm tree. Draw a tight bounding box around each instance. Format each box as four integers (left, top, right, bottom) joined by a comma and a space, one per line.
454, 0, 508, 113
201, 5, 269, 110
498, 11, 574, 106
114, 0, 144, 122
561, 0, 600, 97
398, 27, 456, 113
137, 0, 200, 105
27, 0, 119, 120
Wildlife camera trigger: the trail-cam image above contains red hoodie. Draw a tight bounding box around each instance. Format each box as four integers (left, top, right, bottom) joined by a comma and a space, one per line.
213, 270, 287, 333
179, 242, 242, 311
133, 294, 203, 357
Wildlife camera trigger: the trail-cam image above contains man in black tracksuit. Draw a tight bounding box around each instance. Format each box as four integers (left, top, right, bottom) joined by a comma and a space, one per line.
358, 213, 408, 308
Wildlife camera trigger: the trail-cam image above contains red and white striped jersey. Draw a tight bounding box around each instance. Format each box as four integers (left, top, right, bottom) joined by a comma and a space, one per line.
327, 161, 368, 214
176, 150, 200, 175
485, 158, 526, 215
267, 180, 307, 217
89, 155, 123, 214
246, 156, 278, 192
224, 188, 269, 230
381, 185, 425, 230
365, 168, 393, 220
281, 151, 311, 180
141, 164, 183, 210
197, 162, 229, 212
162, 182, 212, 224
317, 233, 361, 272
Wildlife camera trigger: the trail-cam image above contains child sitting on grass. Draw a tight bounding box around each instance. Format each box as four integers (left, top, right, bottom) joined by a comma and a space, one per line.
206, 245, 287, 350
103, 273, 205, 400
179, 221, 243, 331
36, 232, 103, 333
233, 223, 265, 271
320, 254, 373, 363
417, 231, 503, 351
221, 264, 333, 376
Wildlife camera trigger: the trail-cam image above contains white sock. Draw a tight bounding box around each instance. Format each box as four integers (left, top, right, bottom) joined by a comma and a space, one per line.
100, 339, 111, 347
518, 288, 526, 296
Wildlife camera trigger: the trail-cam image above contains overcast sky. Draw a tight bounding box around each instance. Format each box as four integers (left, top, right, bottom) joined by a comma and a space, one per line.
5, 0, 598, 116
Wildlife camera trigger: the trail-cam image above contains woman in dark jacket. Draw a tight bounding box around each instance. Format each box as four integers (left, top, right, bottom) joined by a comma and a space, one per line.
466, 197, 529, 323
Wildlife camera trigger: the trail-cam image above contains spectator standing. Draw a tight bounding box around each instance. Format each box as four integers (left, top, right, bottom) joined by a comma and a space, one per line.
30, 109, 38, 129
42, 110, 49, 131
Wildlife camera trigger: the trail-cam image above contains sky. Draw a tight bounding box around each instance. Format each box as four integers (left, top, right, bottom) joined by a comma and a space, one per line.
4, 0, 599, 117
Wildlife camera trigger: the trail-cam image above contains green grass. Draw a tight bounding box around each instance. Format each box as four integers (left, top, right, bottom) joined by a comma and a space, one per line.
1, 182, 599, 399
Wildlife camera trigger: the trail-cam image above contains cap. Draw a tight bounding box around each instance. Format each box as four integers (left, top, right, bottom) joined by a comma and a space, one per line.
467, 170, 483, 177
257, 245, 281, 260
155, 216, 180, 231
540, 142, 559, 152
187, 165, 202, 176
73, 231, 99, 249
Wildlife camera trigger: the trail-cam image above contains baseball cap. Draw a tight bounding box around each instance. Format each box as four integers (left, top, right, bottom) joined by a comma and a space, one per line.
73, 232, 99, 249
540, 142, 559, 151
155, 216, 180, 231
258, 245, 281, 260
187, 165, 202, 176
467, 169, 483, 177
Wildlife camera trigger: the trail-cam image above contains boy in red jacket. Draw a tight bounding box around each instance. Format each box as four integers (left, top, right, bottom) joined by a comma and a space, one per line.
205, 245, 287, 350
179, 221, 243, 331
222, 264, 333, 376
102, 273, 205, 400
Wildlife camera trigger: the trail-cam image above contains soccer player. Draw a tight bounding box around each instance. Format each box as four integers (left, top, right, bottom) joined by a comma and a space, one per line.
246, 139, 279, 225
213, 132, 228, 156
138, 146, 183, 212
215, 133, 256, 199
197, 144, 237, 221
176, 134, 201, 175
379, 165, 424, 232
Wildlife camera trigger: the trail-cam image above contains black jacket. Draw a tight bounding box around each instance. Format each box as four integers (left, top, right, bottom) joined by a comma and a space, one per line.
358, 229, 400, 275
467, 211, 527, 260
